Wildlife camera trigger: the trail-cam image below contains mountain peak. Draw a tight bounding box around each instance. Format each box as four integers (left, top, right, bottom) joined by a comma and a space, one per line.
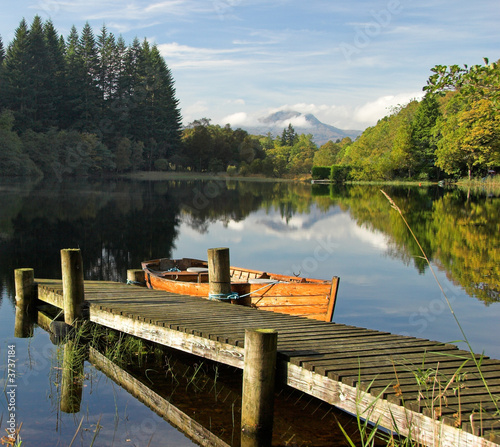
259, 110, 301, 124
242, 110, 361, 146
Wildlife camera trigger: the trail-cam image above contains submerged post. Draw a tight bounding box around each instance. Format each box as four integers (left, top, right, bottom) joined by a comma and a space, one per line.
61, 249, 84, 325
207, 247, 231, 299
241, 328, 278, 447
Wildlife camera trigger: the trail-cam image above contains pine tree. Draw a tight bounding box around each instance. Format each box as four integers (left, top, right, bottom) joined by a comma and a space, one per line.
116, 36, 142, 138
26, 15, 54, 130
0, 35, 5, 63
281, 123, 297, 146
63, 26, 86, 129
0, 35, 5, 110
44, 20, 66, 127
2, 19, 31, 131
77, 23, 101, 133
148, 44, 182, 154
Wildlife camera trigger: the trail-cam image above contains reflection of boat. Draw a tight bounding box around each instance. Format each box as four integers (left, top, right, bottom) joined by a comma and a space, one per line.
141, 258, 339, 322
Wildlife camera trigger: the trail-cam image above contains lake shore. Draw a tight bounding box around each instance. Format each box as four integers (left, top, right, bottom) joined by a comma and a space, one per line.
120, 170, 296, 182
119, 170, 500, 195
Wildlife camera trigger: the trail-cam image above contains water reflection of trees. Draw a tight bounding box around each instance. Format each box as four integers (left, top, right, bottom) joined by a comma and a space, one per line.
1, 179, 498, 306
0, 179, 181, 298
322, 185, 499, 305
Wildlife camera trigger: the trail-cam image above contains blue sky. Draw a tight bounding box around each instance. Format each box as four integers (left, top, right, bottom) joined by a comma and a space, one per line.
1, 0, 499, 131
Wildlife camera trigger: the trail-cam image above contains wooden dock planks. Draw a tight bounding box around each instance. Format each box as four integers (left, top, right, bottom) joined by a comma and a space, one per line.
35, 278, 500, 446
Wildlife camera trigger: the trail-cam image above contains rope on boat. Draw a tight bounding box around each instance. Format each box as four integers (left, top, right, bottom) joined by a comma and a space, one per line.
208, 292, 240, 300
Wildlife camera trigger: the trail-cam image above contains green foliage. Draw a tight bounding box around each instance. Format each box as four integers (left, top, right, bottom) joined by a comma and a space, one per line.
435, 97, 500, 180
226, 165, 237, 176
330, 164, 352, 183
0, 110, 42, 176
114, 137, 132, 172
313, 140, 341, 166
19, 128, 115, 178
287, 134, 316, 174
181, 119, 264, 173
311, 166, 331, 180
154, 158, 169, 171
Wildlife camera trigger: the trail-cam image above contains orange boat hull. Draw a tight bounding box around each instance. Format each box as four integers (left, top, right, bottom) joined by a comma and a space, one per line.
142, 258, 339, 322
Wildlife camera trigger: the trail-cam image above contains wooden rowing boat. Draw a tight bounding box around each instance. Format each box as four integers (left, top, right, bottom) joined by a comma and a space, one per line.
141, 258, 339, 322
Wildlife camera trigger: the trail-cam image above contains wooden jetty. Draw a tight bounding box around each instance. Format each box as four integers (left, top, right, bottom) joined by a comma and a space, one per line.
15, 261, 500, 446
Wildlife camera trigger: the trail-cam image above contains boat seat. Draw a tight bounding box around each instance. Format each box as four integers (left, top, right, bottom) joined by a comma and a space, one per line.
248, 278, 279, 284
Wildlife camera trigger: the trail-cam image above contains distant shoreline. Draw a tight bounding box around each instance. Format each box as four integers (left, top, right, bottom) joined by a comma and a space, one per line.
120, 171, 296, 182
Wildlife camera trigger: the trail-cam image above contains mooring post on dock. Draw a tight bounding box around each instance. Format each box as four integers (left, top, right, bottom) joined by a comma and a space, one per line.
241, 328, 278, 447
14, 268, 35, 309
14, 268, 36, 338
61, 248, 85, 325
207, 247, 231, 299
127, 269, 146, 286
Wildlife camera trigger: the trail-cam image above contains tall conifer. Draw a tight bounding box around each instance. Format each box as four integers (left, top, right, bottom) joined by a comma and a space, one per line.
77, 22, 101, 133
0, 35, 5, 110
44, 20, 66, 127
0, 35, 5, 63
63, 26, 86, 129
3, 19, 31, 130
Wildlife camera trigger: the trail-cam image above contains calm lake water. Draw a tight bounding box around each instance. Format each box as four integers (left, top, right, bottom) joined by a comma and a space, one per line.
0, 177, 498, 446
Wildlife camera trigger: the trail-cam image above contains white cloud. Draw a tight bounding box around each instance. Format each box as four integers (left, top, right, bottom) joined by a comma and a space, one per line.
158, 42, 252, 69
353, 92, 424, 126
279, 115, 312, 128
221, 112, 254, 126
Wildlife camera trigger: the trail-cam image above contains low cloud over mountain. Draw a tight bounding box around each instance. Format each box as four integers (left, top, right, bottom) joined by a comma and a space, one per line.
237, 110, 362, 146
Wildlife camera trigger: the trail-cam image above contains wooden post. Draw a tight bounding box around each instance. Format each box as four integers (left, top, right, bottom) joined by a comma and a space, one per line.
127, 269, 146, 286
14, 268, 35, 309
207, 247, 231, 299
241, 328, 278, 447
14, 268, 35, 338
61, 249, 84, 325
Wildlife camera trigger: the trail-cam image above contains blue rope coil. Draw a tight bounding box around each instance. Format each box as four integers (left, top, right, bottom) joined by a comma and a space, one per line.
209, 292, 240, 301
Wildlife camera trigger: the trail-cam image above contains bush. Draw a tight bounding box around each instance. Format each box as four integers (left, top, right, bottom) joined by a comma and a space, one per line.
311, 166, 331, 179
154, 158, 169, 171
239, 163, 249, 176
330, 165, 352, 183
226, 165, 238, 176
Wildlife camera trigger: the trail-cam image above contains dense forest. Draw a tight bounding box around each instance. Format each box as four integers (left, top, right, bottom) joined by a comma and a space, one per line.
1, 17, 498, 180
321, 59, 500, 181
0, 17, 183, 177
